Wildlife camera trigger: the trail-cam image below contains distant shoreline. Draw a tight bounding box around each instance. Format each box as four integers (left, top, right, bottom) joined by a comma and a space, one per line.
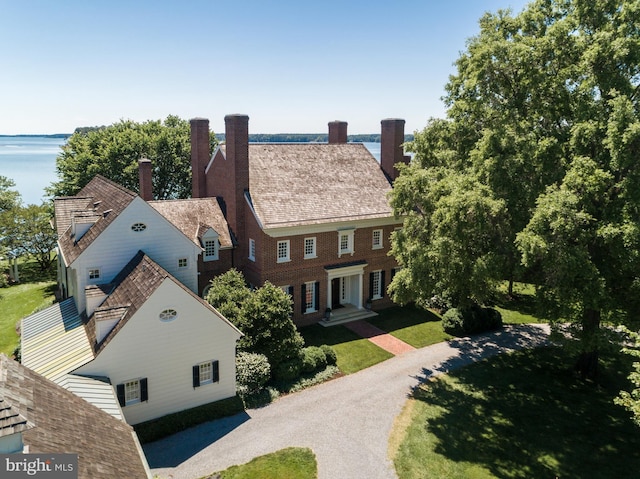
0, 134, 71, 139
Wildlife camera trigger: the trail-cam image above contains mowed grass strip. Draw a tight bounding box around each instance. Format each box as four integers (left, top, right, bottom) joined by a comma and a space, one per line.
369, 305, 452, 348
205, 447, 317, 479
0, 281, 56, 355
391, 346, 640, 479
300, 324, 393, 374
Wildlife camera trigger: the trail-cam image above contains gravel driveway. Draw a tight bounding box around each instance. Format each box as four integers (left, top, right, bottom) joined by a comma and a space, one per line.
145, 324, 550, 479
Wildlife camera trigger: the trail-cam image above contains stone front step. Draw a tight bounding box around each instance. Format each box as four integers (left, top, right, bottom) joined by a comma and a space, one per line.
319, 309, 378, 327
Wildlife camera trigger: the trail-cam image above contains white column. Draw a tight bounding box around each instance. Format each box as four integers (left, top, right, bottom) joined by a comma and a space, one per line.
357, 272, 363, 309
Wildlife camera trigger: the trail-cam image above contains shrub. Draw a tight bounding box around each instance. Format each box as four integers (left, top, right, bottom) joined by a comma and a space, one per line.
236, 352, 271, 396
273, 357, 303, 381
320, 344, 337, 366
301, 346, 327, 373
442, 305, 503, 336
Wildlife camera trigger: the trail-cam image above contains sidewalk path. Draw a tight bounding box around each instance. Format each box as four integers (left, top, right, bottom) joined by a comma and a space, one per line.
145, 324, 550, 479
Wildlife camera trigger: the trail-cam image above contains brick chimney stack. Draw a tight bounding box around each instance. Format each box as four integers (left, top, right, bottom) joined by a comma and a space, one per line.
224, 114, 250, 260
328, 121, 348, 144
380, 118, 409, 182
138, 158, 153, 201
190, 117, 210, 198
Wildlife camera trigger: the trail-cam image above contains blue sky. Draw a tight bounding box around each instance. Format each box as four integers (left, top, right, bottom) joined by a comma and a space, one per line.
1, 0, 530, 135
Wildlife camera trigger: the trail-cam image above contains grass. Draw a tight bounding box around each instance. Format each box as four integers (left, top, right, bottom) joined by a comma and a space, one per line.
300, 323, 393, 374
203, 447, 317, 479
0, 281, 56, 356
494, 281, 544, 324
369, 305, 452, 348
391, 346, 640, 479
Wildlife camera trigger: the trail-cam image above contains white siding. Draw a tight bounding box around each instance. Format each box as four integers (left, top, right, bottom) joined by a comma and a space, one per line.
75, 279, 240, 425
70, 198, 200, 314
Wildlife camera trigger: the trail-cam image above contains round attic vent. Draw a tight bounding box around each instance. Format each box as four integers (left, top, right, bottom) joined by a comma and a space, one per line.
159, 309, 178, 322
131, 223, 147, 232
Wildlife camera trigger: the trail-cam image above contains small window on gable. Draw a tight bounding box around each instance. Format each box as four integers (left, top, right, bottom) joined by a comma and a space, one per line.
249, 238, 256, 262
277, 240, 290, 263
88, 268, 101, 280
204, 239, 218, 260
304, 237, 316, 259
131, 223, 147, 232
193, 360, 220, 387
372, 229, 383, 249
159, 308, 178, 322
178, 258, 188, 268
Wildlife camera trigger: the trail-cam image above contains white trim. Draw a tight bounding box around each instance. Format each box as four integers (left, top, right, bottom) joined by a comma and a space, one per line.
372, 229, 383, 250
304, 237, 317, 259
338, 230, 354, 258
277, 240, 290, 263
371, 270, 383, 300
263, 216, 403, 238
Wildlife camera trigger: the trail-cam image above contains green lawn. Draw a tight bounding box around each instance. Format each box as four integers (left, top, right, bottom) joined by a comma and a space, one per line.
206, 447, 317, 479
0, 281, 56, 356
391, 346, 640, 479
300, 323, 393, 374
369, 305, 452, 348
494, 282, 544, 324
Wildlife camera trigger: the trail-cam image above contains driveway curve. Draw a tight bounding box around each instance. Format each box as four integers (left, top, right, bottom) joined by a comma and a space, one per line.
145, 324, 550, 479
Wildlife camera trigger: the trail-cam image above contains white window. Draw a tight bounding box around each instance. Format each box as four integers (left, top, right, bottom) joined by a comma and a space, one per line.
249, 238, 256, 261
178, 258, 188, 268
203, 239, 218, 261
338, 230, 354, 257
193, 360, 219, 387
88, 268, 101, 280
304, 237, 317, 259
372, 229, 383, 249
277, 240, 290, 263
304, 281, 317, 313
131, 222, 147, 232
125, 380, 140, 404
159, 308, 178, 322
117, 378, 148, 407
371, 270, 383, 300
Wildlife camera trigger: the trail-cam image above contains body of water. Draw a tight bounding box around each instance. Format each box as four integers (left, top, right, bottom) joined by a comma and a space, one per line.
0, 137, 381, 206
0, 136, 66, 205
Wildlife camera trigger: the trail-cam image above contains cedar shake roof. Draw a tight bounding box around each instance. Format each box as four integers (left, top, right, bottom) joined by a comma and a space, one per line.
0, 355, 150, 478
55, 175, 137, 265
149, 197, 234, 248
221, 143, 394, 229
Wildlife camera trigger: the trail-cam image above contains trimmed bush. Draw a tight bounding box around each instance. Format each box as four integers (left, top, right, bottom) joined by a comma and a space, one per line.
442, 305, 503, 336
236, 352, 271, 396
274, 357, 303, 381
301, 346, 327, 373
320, 344, 337, 366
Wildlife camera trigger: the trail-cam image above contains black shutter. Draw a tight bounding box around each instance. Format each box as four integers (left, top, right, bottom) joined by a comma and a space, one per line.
193, 365, 200, 388
212, 360, 220, 383
287, 285, 294, 297
116, 384, 125, 407
301, 283, 307, 314
140, 378, 148, 402
314, 282, 320, 311
391, 268, 397, 280
369, 272, 374, 300
381, 270, 386, 298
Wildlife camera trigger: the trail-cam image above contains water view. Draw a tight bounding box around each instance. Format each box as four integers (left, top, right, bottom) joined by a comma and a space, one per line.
0, 137, 381, 206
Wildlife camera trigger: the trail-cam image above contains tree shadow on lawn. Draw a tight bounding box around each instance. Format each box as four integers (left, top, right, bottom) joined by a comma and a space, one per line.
370, 304, 442, 333
409, 344, 640, 479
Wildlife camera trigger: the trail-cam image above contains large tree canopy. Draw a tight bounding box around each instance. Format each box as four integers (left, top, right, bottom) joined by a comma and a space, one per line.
390, 0, 640, 379
49, 115, 217, 199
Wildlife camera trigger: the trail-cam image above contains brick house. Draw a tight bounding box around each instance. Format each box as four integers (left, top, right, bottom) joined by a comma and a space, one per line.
190, 115, 409, 325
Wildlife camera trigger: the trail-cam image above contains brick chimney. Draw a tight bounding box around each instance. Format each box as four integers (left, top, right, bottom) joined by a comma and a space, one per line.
190, 117, 210, 198
328, 121, 348, 144
138, 158, 152, 201
380, 118, 409, 182
224, 114, 250, 253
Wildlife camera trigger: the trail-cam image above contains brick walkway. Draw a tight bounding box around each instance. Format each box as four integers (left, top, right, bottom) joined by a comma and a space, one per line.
344, 320, 415, 355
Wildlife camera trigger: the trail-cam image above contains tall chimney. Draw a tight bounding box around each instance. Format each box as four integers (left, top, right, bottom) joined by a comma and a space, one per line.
380, 118, 409, 181
224, 114, 250, 255
190, 118, 210, 198
138, 158, 153, 201
328, 121, 348, 144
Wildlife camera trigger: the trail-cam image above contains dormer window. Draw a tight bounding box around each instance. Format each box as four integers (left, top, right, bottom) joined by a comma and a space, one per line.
131, 223, 147, 232
201, 228, 220, 261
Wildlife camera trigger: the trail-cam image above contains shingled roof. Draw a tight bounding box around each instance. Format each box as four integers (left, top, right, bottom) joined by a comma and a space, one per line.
55, 176, 138, 265
0, 355, 150, 478
221, 143, 394, 229
149, 197, 234, 248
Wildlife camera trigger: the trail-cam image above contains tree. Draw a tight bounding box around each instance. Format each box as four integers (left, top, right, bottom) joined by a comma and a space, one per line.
0, 176, 21, 213
49, 115, 217, 199
205, 268, 252, 330
12, 204, 58, 271
616, 328, 640, 427
390, 0, 640, 379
